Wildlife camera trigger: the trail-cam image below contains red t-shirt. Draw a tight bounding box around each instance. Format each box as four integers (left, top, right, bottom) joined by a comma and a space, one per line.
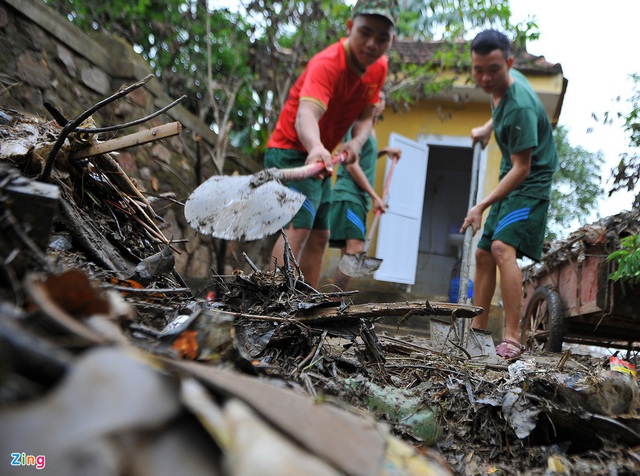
267, 38, 388, 153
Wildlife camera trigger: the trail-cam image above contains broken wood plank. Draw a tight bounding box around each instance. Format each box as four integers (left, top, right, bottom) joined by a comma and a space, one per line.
4, 174, 60, 249
294, 301, 483, 323
203, 301, 483, 325
71, 122, 182, 159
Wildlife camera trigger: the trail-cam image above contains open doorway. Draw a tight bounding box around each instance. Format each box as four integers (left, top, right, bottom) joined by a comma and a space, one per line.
413, 144, 474, 298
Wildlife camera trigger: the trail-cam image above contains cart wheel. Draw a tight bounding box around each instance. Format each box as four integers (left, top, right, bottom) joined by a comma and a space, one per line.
521, 285, 564, 352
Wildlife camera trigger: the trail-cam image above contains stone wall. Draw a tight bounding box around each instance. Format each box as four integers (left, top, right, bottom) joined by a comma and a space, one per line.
0, 0, 272, 285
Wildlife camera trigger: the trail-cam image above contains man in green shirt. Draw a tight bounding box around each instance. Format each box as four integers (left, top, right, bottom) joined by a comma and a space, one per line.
460, 29, 559, 361
329, 91, 401, 291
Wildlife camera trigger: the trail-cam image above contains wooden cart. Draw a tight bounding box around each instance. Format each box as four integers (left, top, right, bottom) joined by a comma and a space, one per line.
520, 212, 640, 352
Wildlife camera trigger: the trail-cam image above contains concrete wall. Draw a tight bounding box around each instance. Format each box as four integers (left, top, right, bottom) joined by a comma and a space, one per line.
0, 0, 269, 284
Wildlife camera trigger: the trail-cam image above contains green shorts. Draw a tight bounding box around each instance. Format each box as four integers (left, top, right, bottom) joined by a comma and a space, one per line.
329, 200, 367, 248
477, 195, 550, 261
264, 148, 332, 230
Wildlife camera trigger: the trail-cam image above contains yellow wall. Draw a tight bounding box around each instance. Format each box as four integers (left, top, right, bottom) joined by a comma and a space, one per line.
373, 100, 500, 212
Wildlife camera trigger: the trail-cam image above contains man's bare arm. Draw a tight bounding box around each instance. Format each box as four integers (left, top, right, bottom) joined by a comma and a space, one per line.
461, 149, 532, 234
295, 100, 333, 173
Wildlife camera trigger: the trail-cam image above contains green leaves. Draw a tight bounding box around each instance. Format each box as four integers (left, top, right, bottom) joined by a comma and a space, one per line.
596, 73, 640, 209
607, 234, 640, 289
546, 126, 605, 241
44, 0, 547, 163
400, 0, 513, 40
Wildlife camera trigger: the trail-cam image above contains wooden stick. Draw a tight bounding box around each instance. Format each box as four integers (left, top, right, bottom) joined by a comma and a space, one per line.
94, 153, 155, 211
295, 301, 483, 323
41, 74, 155, 180
71, 122, 182, 159
107, 285, 192, 294
131, 214, 180, 254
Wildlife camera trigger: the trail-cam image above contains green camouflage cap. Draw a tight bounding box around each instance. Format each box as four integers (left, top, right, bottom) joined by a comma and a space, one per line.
352, 0, 399, 27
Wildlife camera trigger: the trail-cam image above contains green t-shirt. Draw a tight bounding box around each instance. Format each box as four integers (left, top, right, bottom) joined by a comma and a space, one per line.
492, 69, 559, 199
332, 126, 378, 210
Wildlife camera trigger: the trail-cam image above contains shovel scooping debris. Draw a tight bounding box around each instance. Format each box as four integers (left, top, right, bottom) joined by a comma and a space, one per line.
184, 153, 346, 241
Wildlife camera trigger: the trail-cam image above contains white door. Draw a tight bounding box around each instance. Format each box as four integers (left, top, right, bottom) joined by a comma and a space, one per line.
374, 133, 428, 284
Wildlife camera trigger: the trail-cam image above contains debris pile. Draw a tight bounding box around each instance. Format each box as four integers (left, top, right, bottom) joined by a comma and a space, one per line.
2, 87, 640, 475
523, 209, 640, 282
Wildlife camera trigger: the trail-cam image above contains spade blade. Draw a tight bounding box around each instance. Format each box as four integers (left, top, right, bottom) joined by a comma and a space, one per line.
184, 175, 306, 241
338, 253, 383, 278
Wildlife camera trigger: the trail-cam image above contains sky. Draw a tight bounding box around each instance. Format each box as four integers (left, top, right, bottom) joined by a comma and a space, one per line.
508, 0, 639, 219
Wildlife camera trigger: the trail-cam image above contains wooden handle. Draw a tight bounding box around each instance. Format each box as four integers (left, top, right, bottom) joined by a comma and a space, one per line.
381, 155, 399, 203
275, 152, 346, 182
363, 155, 400, 253
374, 154, 399, 216
362, 213, 381, 254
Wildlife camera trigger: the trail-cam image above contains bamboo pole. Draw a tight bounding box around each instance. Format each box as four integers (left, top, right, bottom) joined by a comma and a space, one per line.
71, 122, 182, 159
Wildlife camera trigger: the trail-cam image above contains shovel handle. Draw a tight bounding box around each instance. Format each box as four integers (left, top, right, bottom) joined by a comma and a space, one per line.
362, 213, 381, 254
363, 154, 400, 254
275, 152, 347, 182
372, 153, 399, 218
380, 154, 399, 203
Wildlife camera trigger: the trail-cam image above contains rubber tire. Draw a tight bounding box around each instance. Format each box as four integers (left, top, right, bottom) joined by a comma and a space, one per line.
522, 285, 564, 352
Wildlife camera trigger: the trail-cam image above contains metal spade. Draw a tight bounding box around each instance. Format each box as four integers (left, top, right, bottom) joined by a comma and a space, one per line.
184, 153, 345, 241
429, 142, 497, 358
338, 154, 399, 277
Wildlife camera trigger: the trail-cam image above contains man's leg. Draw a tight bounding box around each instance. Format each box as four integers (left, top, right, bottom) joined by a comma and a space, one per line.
471, 247, 497, 330
299, 229, 329, 289
333, 266, 350, 292
491, 240, 522, 343
332, 239, 365, 291
269, 225, 310, 269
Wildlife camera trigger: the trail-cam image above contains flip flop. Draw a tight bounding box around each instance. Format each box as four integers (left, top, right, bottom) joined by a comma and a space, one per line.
495, 338, 524, 361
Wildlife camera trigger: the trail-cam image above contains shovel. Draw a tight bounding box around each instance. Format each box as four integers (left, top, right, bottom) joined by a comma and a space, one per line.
338, 154, 399, 277
184, 153, 346, 241
429, 143, 497, 358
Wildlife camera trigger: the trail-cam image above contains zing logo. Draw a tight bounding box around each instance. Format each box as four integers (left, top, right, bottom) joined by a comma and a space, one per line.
10, 453, 46, 470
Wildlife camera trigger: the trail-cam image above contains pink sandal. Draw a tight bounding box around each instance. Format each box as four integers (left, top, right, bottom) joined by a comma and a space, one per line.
496, 338, 524, 361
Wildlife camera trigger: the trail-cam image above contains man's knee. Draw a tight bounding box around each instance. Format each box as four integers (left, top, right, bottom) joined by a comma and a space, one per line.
345, 238, 365, 255
490, 240, 516, 262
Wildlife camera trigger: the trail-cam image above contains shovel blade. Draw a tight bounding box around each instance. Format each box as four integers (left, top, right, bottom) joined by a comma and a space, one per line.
429, 317, 497, 358
338, 253, 383, 278
184, 175, 306, 241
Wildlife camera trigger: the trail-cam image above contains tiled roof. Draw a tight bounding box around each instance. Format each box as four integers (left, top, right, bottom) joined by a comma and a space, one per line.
390, 40, 563, 75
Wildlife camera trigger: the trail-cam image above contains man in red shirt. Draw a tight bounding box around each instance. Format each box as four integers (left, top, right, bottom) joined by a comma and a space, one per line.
265, 0, 398, 289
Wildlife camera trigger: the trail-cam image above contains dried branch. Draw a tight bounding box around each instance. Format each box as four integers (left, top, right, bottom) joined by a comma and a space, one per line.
41, 74, 155, 180
45, 95, 186, 133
